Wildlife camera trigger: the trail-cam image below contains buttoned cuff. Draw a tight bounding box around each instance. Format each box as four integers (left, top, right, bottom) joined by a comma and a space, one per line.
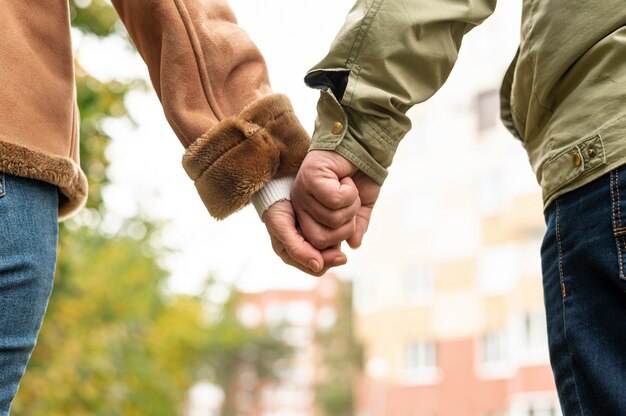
251, 175, 295, 219
308, 88, 398, 186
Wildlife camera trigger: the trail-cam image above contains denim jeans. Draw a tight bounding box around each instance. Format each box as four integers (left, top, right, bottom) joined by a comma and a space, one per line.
542, 165, 626, 415
0, 173, 58, 415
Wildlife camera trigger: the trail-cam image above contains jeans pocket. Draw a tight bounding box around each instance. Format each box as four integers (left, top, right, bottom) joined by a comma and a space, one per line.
0, 173, 5, 198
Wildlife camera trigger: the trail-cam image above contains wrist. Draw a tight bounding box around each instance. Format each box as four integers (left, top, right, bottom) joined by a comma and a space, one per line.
251, 175, 296, 220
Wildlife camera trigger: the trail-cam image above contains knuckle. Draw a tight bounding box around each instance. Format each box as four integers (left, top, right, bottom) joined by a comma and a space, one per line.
325, 213, 348, 229
313, 209, 340, 228
310, 234, 330, 250
326, 193, 345, 209
344, 185, 358, 201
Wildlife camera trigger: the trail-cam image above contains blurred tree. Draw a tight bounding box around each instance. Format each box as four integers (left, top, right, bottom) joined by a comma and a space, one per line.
203, 293, 291, 416
14, 227, 287, 416
11, 1, 288, 415
69, 0, 120, 38
314, 281, 364, 416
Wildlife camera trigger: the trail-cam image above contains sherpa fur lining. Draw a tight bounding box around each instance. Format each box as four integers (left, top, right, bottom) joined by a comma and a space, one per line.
0, 140, 88, 221
182, 94, 309, 219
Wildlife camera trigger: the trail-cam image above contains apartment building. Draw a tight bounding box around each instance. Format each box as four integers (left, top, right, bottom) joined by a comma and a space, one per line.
351, 184, 559, 415
345, 2, 560, 414
233, 275, 344, 416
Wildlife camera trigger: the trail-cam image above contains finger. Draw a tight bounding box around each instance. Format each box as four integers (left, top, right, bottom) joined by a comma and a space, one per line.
265, 201, 324, 273
305, 175, 359, 210
298, 209, 356, 250
320, 246, 348, 268
275, 225, 325, 273
300, 191, 361, 229
272, 238, 328, 277
293, 225, 349, 269
347, 207, 372, 249
272, 237, 347, 275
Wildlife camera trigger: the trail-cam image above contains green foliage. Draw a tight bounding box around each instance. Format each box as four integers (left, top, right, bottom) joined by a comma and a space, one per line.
13, 227, 287, 415
70, 0, 120, 38
13, 228, 195, 416
75, 65, 138, 211
203, 293, 292, 416
12, 2, 289, 415
315, 282, 364, 416
71, 0, 144, 211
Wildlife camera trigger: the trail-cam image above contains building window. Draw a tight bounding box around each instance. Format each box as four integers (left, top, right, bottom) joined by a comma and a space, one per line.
482, 330, 507, 364
264, 301, 285, 326
509, 397, 562, 416
316, 306, 337, 330
478, 329, 512, 378
403, 263, 435, 305
476, 89, 500, 133
523, 311, 548, 351
515, 310, 549, 365
403, 341, 439, 384
527, 403, 559, 416
285, 301, 314, 326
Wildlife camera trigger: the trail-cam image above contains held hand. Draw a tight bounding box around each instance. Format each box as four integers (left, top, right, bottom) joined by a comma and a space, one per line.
263, 200, 348, 276
291, 151, 362, 250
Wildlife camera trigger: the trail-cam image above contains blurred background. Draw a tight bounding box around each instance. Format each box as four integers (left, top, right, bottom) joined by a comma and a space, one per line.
12, 0, 562, 415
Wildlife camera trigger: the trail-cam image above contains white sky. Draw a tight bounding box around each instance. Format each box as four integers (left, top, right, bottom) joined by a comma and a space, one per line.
74, 0, 530, 294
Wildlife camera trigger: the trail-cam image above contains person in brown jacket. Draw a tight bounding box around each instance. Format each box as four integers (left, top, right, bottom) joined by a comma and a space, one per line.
0, 1, 351, 411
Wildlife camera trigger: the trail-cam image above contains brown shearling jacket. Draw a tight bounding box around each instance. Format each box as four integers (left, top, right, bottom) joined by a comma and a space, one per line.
0, 0, 309, 220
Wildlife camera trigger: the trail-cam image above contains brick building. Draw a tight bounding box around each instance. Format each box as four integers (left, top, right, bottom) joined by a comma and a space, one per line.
234, 275, 344, 416
346, 1, 560, 414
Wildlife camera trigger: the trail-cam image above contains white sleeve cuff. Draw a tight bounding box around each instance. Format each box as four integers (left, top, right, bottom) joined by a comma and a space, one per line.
251, 175, 295, 219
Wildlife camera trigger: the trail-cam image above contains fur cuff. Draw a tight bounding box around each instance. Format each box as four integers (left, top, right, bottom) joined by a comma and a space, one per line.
182, 94, 309, 219
0, 140, 88, 221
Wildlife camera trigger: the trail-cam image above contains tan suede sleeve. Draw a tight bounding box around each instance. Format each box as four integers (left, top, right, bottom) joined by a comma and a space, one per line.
111, 0, 309, 219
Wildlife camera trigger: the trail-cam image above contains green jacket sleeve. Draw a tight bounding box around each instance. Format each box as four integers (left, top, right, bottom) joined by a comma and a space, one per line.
305, 0, 496, 184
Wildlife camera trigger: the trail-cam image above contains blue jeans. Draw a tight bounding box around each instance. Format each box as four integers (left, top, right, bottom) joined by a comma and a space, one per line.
0, 173, 58, 415
542, 165, 626, 415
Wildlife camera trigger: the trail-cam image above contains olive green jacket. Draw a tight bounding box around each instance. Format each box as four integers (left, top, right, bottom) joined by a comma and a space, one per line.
306, 0, 626, 208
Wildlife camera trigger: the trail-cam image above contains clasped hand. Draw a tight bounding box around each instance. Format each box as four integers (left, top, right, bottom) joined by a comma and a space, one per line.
263, 150, 380, 276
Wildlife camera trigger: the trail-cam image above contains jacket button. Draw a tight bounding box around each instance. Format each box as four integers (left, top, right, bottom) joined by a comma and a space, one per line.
573, 152, 582, 167
587, 147, 597, 158
331, 122, 344, 135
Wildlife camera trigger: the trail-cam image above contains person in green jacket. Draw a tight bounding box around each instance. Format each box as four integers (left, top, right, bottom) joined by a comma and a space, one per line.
275, 0, 626, 413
